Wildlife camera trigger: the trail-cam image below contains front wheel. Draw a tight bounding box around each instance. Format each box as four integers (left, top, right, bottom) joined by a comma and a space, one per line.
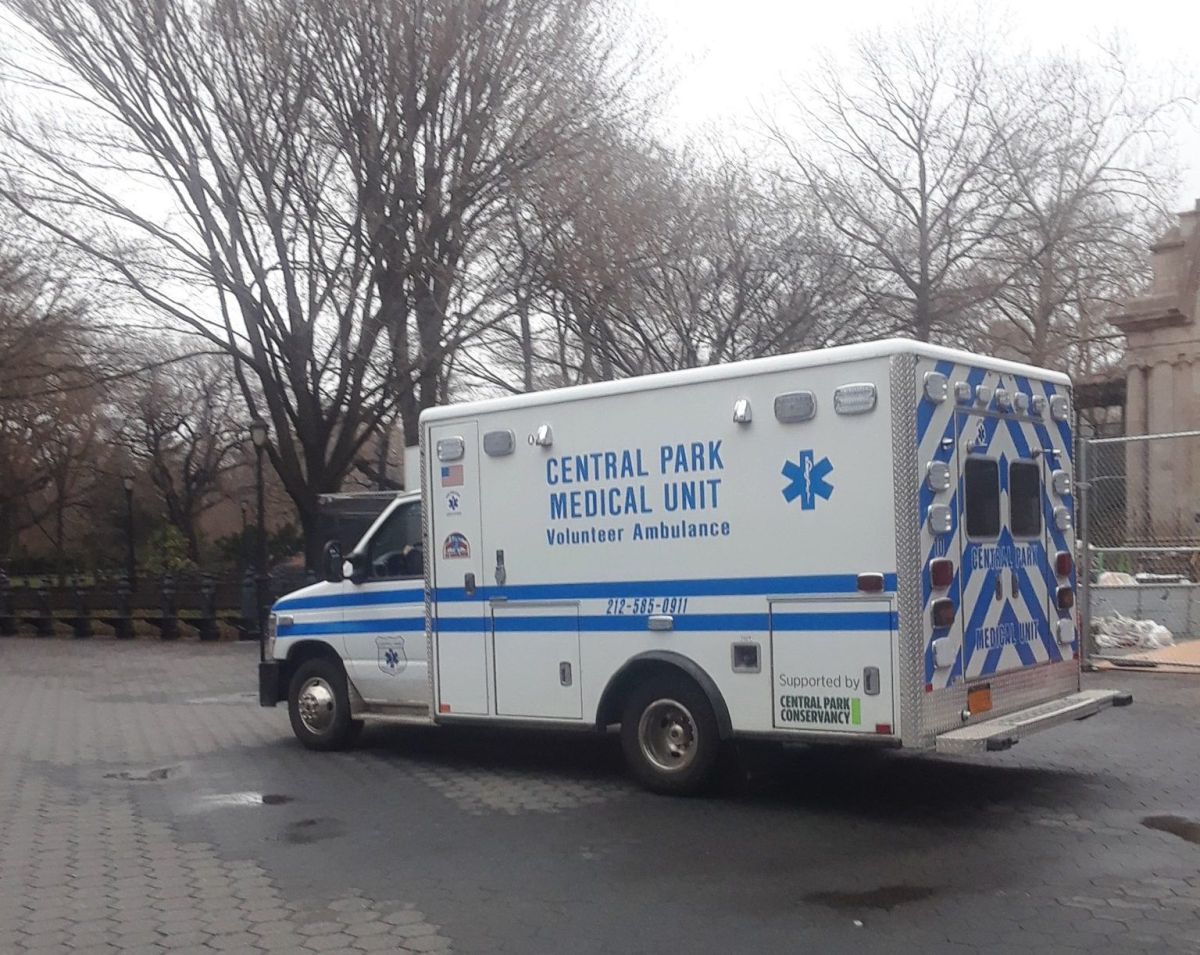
287, 658, 362, 751
620, 673, 720, 795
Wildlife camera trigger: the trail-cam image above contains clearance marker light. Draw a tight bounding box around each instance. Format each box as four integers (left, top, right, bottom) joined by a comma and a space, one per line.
923, 372, 948, 403
929, 558, 954, 589
857, 573, 885, 593
1057, 586, 1075, 610
926, 461, 951, 492
932, 598, 956, 628
1055, 551, 1074, 578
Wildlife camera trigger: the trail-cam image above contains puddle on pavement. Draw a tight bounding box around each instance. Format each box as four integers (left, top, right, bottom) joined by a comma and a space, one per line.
283, 817, 345, 845
1143, 815, 1200, 844
804, 885, 936, 911
103, 765, 181, 782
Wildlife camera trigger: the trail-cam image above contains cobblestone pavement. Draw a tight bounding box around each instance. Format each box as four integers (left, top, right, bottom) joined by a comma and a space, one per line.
1, 638, 1199, 954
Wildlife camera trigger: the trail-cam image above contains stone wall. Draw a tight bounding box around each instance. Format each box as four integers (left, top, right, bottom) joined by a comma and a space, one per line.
1109, 202, 1200, 544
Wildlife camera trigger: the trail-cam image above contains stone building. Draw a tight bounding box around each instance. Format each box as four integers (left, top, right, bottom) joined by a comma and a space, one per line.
1109, 201, 1200, 545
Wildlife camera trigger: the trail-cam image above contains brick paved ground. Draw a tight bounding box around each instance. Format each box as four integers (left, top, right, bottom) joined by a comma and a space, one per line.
1, 637, 1199, 954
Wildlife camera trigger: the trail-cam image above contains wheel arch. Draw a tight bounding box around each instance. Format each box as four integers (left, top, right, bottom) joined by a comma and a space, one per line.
281, 639, 345, 688
595, 651, 733, 739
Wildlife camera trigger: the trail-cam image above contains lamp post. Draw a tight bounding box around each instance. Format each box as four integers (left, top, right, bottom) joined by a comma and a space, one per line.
250, 418, 270, 657
122, 474, 136, 589
239, 500, 249, 572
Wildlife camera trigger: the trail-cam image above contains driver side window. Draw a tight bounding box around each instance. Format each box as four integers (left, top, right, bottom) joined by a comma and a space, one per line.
367, 502, 423, 580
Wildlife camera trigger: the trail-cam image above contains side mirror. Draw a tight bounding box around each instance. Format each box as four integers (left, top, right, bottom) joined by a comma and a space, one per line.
322, 540, 343, 583
343, 553, 369, 586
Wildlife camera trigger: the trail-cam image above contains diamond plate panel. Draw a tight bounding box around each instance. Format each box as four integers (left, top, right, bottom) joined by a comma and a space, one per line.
890, 353, 926, 746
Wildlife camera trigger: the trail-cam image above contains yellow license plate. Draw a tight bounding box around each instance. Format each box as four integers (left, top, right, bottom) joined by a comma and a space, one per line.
968, 685, 993, 716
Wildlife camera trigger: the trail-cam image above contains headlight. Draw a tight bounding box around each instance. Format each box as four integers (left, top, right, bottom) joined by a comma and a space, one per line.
265, 613, 277, 659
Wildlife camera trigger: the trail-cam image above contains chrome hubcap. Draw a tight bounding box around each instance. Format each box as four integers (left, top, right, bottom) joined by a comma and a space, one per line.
297, 677, 336, 734
638, 698, 697, 773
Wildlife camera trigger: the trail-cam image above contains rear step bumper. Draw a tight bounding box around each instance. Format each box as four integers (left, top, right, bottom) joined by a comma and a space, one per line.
935, 689, 1132, 755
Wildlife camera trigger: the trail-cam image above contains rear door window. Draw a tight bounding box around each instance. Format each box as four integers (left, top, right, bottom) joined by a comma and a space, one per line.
1009, 460, 1042, 538
964, 458, 1000, 538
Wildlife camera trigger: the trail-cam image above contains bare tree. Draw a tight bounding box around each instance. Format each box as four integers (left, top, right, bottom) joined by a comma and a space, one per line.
0, 226, 100, 564
771, 18, 1018, 342
0, 0, 651, 565
308, 0, 652, 439
472, 133, 871, 391
121, 353, 245, 562
979, 48, 1183, 374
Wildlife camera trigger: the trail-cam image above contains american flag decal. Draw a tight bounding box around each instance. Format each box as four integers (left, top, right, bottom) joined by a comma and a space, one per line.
441, 464, 464, 487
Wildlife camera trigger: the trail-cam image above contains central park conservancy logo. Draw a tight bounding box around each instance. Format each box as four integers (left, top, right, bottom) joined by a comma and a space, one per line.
778, 694, 862, 726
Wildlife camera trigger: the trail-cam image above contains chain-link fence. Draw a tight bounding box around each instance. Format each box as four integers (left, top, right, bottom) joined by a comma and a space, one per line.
1079, 429, 1200, 665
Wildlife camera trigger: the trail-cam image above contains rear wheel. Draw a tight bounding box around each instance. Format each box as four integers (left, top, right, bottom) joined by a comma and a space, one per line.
620, 673, 720, 795
287, 658, 362, 751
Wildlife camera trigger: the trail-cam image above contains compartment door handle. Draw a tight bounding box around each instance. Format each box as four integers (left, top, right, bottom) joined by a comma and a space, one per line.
863, 666, 881, 696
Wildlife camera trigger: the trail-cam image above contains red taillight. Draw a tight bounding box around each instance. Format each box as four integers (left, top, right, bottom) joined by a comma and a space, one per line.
857, 572, 885, 593
1055, 551, 1073, 578
929, 558, 954, 590
932, 598, 956, 628
1057, 586, 1074, 610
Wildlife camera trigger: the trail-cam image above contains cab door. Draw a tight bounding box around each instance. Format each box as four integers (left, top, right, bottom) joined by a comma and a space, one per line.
429, 421, 489, 715
956, 412, 1059, 682
341, 499, 427, 705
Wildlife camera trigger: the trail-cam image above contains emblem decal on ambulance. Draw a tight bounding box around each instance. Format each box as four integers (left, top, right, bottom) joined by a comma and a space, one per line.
376, 636, 407, 676
781, 450, 834, 510
445, 491, 462, 515
443, 532, 471, 559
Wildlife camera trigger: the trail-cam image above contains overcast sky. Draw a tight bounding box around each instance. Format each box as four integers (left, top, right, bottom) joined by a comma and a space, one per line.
642, 0, 1200, 209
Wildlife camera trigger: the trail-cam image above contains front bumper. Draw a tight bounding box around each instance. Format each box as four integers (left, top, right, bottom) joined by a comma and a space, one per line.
935, 688, 1132, 754
259, 661, 283, 707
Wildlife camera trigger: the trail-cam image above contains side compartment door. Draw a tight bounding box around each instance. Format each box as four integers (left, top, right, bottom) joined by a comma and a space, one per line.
429, 421, 489, 715
769, 598, 896, 734
492, 602, 582, 720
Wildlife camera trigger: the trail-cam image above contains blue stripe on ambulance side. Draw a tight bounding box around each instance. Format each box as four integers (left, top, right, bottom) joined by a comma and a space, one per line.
275, 574, 898, 612
435, 573, 897, 604
279, 610, 898, 637
275, 588, 423, 611
280, 617, 425, 636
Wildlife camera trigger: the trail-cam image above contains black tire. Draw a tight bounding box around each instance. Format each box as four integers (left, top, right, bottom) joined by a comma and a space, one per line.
287, 657, 360, 751
619, 672, 720, 795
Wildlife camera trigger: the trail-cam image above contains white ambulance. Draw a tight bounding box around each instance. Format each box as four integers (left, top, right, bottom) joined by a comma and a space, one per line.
258, 339, 1129, 794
